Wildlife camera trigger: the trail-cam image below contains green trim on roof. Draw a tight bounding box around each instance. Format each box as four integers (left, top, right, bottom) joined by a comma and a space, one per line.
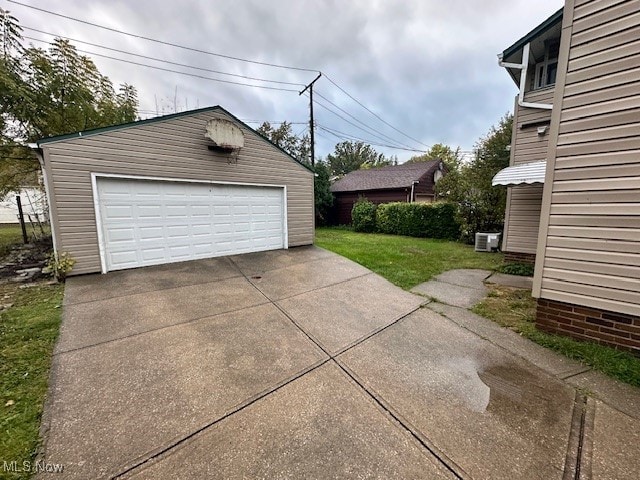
35, 106, 221, 145
502, 8, 563, 60
35, 105, 314, 174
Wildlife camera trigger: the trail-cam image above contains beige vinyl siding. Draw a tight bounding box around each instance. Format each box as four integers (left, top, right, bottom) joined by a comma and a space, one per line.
534, 0, 640, 317
503, 185, 544, 254
513, 88, 554, 165
42, 109, 314, 275
501, 88, 553, 255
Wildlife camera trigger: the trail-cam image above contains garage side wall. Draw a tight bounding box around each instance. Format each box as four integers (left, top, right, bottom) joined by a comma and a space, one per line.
42, 109, 314, 275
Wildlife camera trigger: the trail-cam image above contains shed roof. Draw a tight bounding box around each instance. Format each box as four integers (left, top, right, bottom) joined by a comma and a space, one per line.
330, 160, 441, 193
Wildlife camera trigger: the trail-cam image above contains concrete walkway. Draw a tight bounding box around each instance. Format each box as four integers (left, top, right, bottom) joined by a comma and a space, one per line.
39, 256, 639, 479
413, 269, 640, 479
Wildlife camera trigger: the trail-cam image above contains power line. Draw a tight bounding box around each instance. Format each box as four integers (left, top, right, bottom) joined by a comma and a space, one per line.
317, 124, 395, 147
242, 120, 307, 125
22, 26, 305, 87
23, 35, 299, 93
9, 0, 319, 74
314, 90, 416, 150
310, 94, 412, 149
322, 73, 430, 148
317, 124, 426, 153
9, 0, 434, 153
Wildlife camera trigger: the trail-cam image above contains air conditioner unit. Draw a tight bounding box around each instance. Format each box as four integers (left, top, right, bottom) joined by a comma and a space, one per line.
475, 232, 501, 252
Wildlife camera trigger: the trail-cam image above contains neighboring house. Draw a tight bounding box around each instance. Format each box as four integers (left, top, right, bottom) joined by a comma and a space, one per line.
0, 187, 47, 224
31, 106, 314, 275
330, 160, 445, 224
494, 0, 640, 353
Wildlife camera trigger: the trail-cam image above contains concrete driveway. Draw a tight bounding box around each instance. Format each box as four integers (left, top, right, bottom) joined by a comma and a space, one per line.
40, 247, 639, 479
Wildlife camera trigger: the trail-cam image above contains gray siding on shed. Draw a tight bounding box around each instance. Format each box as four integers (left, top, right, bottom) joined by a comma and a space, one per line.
534, 0, 640, 317
40, 108, 314, 275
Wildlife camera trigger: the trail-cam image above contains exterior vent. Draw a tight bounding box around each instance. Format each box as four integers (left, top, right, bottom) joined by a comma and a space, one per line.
205, 119, 244, 152
475, 232, 501, 252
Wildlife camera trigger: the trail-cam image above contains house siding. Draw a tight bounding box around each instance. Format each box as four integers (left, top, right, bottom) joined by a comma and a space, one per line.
41, 109, 314, 275
534, 0, 640, 321
501, 88, 553, 257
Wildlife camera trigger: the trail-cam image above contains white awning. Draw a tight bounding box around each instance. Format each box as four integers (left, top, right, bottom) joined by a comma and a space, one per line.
492, 160, 546, 186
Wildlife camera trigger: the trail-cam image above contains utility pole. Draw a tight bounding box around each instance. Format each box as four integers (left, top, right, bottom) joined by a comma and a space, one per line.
299, 72, 322, 166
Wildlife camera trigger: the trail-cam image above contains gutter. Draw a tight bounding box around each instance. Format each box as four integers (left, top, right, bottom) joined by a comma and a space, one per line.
498, 42, 552, 110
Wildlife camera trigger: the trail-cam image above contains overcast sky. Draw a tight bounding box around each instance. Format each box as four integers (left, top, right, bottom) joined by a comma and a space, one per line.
8, 0, 563, 161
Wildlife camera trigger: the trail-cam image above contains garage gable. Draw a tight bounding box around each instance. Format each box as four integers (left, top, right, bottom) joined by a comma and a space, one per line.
37, 106, 315, 275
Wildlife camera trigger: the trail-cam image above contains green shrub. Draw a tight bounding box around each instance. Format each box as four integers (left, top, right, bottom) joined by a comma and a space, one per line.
351, 198, 378, 232
497, 262, 535, 276
375, 202, 460, 239
43, 251, 76, 281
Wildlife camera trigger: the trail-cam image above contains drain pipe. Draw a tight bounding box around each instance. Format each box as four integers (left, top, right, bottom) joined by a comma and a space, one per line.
410, 181, 419, 203
498, 42, 552, 110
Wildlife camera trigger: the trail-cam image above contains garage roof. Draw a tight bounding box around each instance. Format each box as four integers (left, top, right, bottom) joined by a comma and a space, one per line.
492, 160, 547, 186
35, 105, 314, 173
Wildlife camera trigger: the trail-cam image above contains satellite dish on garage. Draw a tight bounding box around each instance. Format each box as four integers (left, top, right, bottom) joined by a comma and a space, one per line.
205, 119, 244, 152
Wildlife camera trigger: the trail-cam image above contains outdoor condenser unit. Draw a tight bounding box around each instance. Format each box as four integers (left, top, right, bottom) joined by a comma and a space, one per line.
475, 232, 501, 252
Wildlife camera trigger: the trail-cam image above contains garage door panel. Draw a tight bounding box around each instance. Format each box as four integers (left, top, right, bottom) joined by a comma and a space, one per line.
97, 178, 285, 271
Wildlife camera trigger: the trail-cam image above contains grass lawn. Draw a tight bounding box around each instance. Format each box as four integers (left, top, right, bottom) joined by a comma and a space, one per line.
315, 227, 503, 290
0, 225, 26, 258
473, 285, 640, 387
0, 282, 64, 479
0, 224, 50, 259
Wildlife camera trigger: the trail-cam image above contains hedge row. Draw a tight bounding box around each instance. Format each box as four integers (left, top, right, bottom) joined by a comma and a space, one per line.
351, 199, 460, 239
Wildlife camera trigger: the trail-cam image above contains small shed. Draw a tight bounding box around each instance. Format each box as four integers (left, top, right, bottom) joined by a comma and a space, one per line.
330, 160, 444, 224
33, 106, 315, 275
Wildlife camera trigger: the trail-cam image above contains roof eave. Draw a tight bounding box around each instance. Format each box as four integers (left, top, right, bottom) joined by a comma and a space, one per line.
501, 8, 563, 61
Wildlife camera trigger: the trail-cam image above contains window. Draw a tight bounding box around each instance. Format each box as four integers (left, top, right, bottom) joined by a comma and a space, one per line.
533, 41, 559, 89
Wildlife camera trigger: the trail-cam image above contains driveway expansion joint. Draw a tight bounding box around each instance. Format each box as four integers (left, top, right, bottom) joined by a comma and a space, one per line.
112, 358, 332, 479
64, 269, 244, 307
227, 256, 463, 477
53, 299, 273, 357
562, 392, 595, 480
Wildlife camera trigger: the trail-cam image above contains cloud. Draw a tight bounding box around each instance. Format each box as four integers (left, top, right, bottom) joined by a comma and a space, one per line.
11, 0, 564, 160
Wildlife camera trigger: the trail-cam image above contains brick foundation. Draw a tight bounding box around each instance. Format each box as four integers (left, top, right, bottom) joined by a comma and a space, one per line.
503, 251, 536, 265
536, 299, 640, 355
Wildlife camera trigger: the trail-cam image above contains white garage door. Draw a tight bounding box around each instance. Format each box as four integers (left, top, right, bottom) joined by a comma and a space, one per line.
96, 177, 285, 272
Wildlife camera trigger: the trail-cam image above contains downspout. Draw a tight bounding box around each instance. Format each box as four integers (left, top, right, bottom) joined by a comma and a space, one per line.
498, 42, 552, 110
28, 142, 58, 255
410, 181, 419, 203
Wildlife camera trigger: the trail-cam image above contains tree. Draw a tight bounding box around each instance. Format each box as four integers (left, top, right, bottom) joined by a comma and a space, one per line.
0, 9, 139, 197
436, 114, 513, 242
313, 160, 334, 226
326, 141, 396, 177
256, 120, 334, 225
406, 143, 461, 171
256, 121, 310, 163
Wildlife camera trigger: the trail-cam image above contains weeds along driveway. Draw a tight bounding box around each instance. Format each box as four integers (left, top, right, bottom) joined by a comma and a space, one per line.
38, 246, 634, 479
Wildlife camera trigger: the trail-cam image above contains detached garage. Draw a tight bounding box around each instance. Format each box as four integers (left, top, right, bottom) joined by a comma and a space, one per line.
33, 106, 315, 275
